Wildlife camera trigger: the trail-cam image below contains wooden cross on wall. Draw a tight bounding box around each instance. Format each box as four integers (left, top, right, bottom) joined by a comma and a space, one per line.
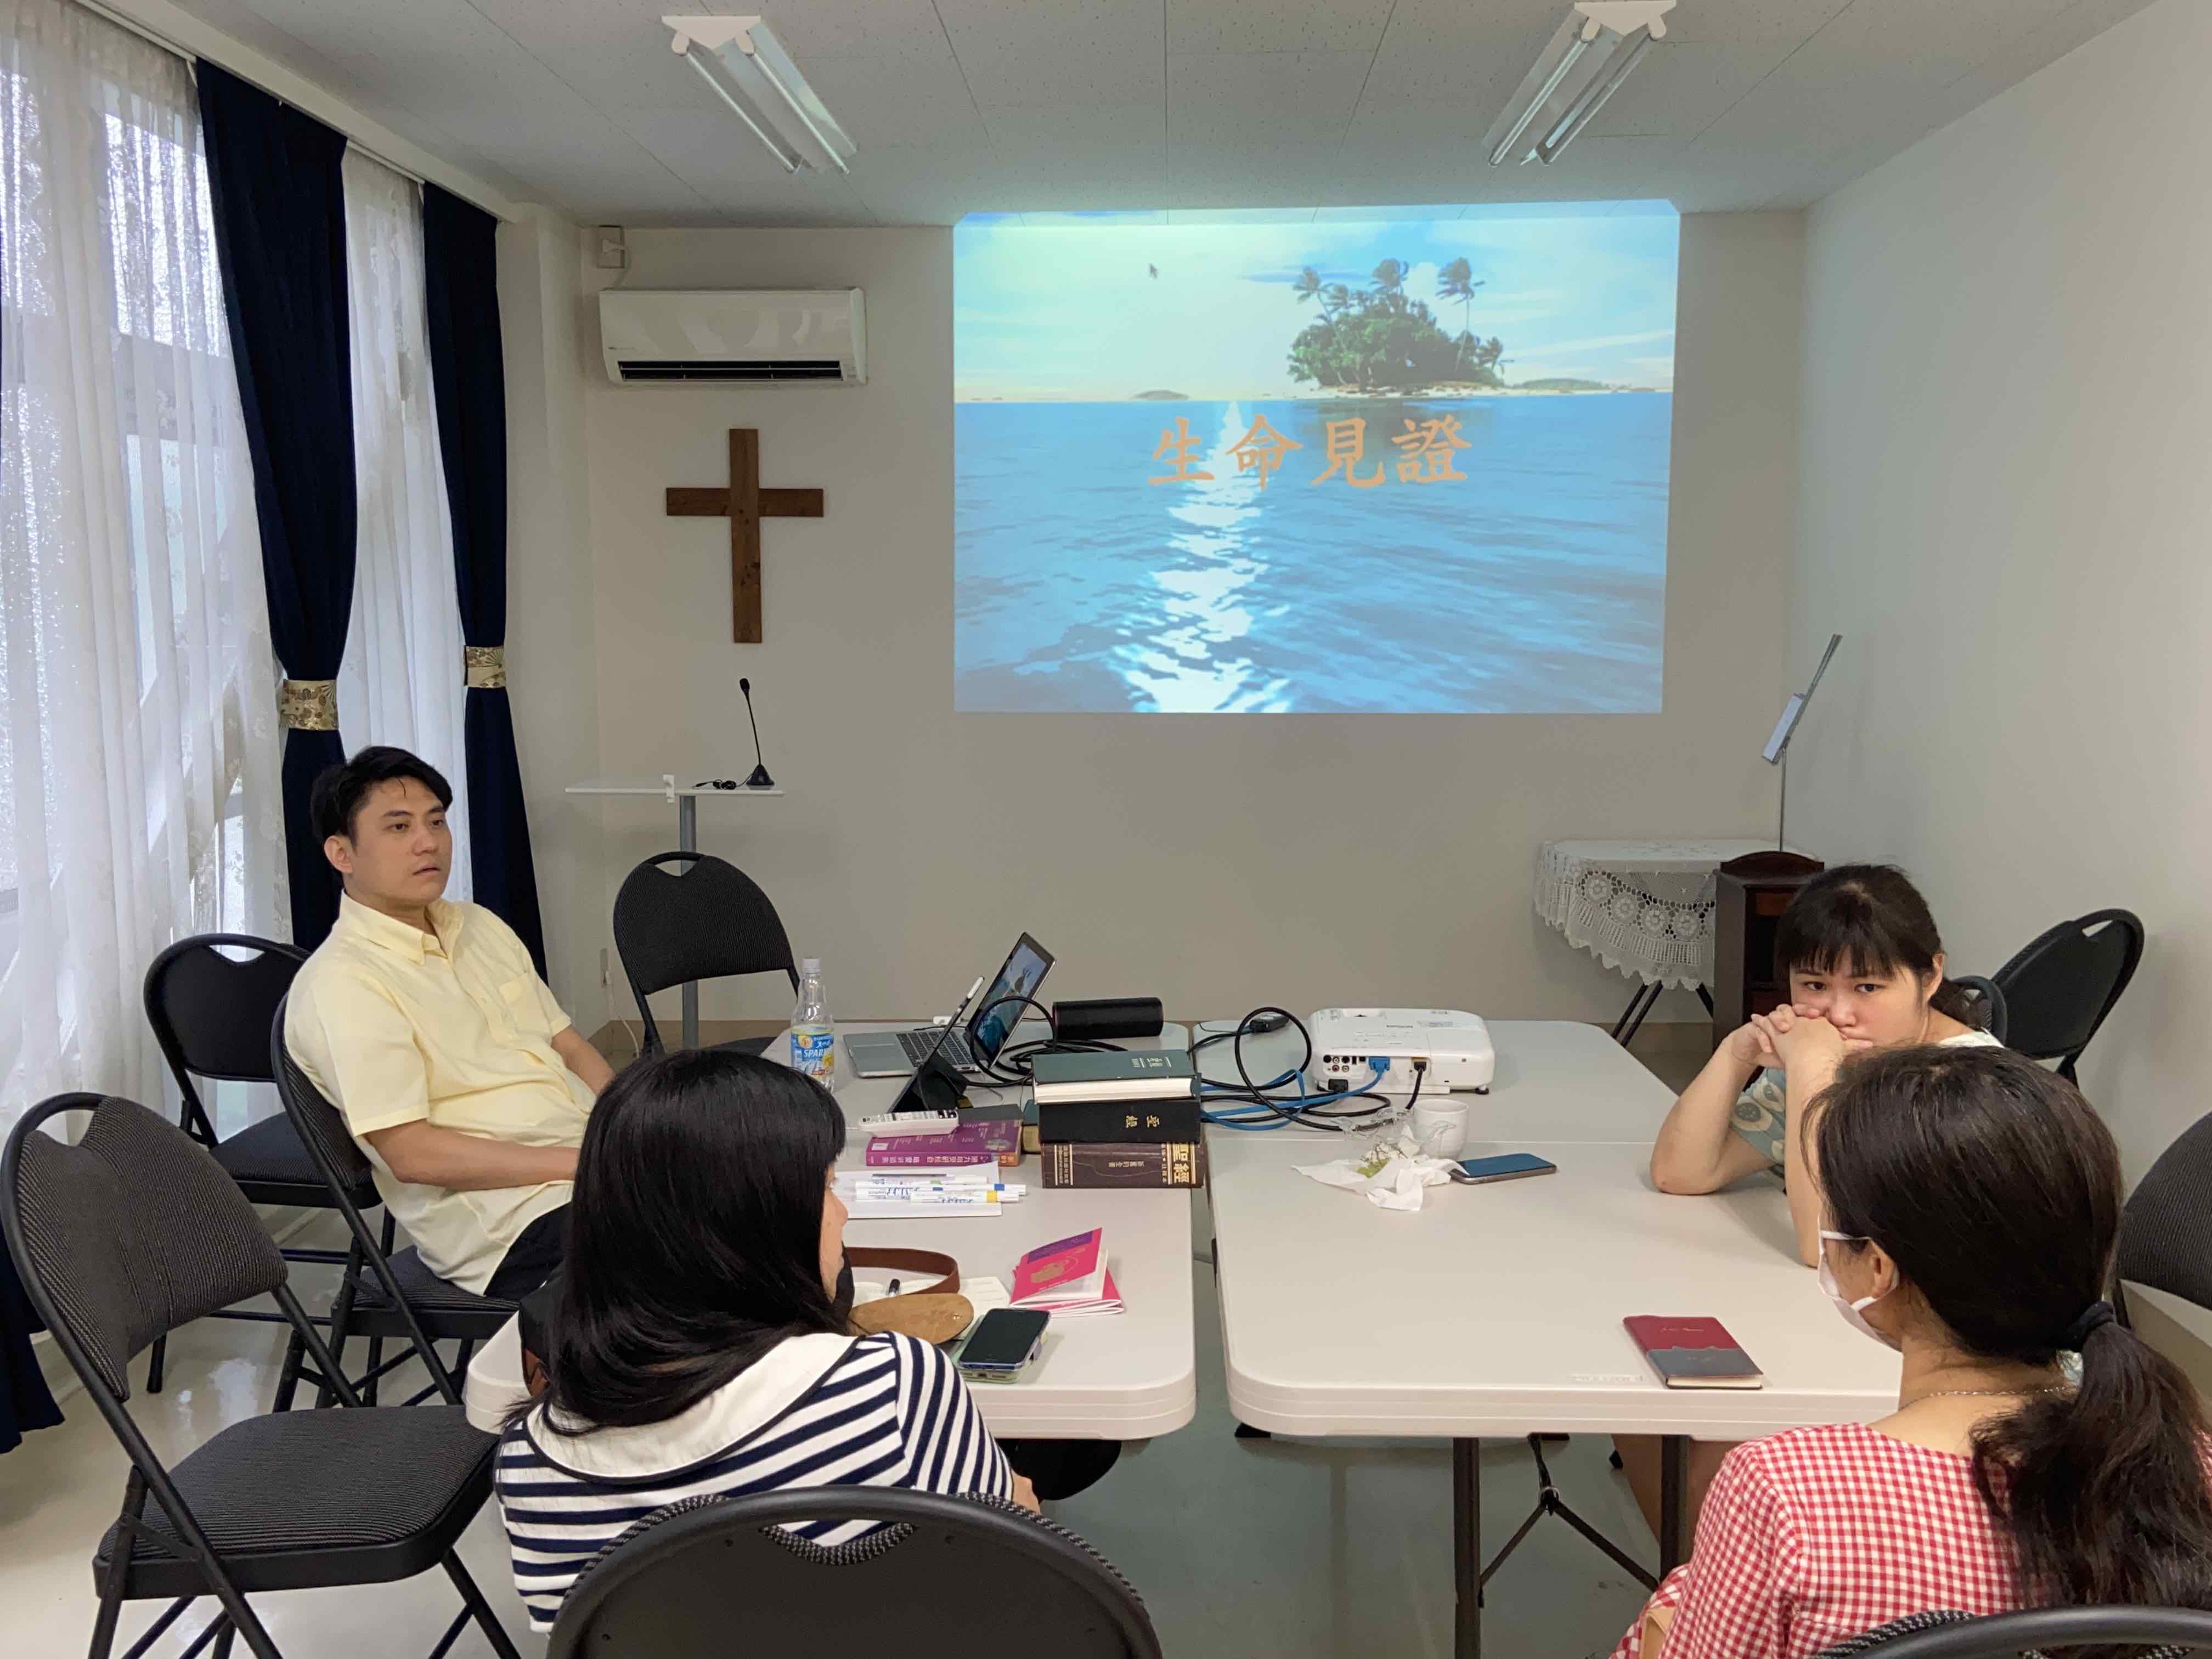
665, 428, 825, 642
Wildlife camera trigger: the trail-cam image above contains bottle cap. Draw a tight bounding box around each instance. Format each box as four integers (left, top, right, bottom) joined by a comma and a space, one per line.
800, 957, 821, 975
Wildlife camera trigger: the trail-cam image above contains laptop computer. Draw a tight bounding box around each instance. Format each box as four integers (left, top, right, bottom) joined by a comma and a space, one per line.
846, 934, 1056, 1079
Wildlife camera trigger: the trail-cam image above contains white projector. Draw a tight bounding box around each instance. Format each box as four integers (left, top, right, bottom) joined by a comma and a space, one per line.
1308, 1008, 1495, 1096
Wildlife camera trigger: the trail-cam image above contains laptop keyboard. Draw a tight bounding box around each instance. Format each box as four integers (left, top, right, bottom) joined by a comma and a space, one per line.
899, 1026, 975, 1068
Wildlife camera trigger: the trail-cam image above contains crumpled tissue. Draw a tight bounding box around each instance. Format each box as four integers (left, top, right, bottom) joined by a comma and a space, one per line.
1295, 1127, 1460, 1212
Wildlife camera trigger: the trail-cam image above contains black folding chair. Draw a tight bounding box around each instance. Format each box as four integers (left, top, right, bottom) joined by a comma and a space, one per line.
142, 935, 390, 1407
2115, 1107, 2212, 1333
1990, 909, 2145, 1080
546, 1487, 1160, 1659
272, 1005, 516, 1408
1811, 1606, 2212, 1657
611, 850, 799, 1056
1948, 974, 2009, 1045
1, 1093, 520, 1659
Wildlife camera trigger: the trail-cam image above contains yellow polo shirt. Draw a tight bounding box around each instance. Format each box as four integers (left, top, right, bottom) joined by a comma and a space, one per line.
284, 894, 592, 1293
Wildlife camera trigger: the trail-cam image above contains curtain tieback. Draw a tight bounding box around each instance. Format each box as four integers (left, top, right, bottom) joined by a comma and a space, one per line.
464, 645, 507, 690
278, 679, 338, 731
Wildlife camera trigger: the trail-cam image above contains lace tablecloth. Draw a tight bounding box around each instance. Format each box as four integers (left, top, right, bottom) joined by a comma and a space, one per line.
1536, 839, 1798, 990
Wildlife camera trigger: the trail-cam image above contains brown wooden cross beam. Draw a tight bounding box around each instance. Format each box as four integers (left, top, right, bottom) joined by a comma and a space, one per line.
665, 427, 825, 643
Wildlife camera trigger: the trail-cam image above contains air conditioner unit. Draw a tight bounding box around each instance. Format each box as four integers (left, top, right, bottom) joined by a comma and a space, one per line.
598, 289, 865, 385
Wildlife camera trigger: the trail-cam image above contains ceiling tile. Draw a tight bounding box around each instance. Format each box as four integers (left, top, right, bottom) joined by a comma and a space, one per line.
1356, 0, 1561, 108
938, 0, 1167, 108
1166, 50, 1374, 145
1165, 0, 1398, 54
799, 48, 992, 148
980, 105, 1169, 145
1656, 0, 1853, 47
1587, 40, 1796, 137
152, 0, 2168, 226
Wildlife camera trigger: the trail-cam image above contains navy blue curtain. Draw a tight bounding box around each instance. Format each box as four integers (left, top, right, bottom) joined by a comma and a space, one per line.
0, 1233, 62, 1454
420, 185, 545, 973
197, 63, 356, 950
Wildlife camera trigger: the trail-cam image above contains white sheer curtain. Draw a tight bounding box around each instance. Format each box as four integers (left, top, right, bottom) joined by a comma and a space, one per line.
337, 148, 472, 900
0, 0, 286, 1131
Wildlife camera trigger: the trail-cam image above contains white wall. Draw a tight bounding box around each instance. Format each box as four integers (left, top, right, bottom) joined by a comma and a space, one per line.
549, 213, 1802, 1030
500, 207, 608, 1031
1791, 0, 2210, 1180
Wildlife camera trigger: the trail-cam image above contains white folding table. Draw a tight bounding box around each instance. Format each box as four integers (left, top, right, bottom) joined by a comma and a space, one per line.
565, 775, 783, 1048
1200, 1019, 1899, 1658
829, 1022, 1198, 1440
465, 1019, 1198, 1442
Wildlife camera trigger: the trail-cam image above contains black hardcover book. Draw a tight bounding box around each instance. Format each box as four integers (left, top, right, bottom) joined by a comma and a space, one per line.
1036, 1094, 1203, 1144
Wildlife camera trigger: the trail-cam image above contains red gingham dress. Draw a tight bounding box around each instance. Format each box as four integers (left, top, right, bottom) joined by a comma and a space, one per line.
1612, 1423, 2040, 1659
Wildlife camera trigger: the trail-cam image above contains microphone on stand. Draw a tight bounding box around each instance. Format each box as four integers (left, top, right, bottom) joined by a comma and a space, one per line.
740, 677, 775, 788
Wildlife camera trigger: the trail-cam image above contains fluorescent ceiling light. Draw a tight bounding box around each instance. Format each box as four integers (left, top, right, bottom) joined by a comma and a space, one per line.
664, 15, 857, 176
1482, 1, 1674, 168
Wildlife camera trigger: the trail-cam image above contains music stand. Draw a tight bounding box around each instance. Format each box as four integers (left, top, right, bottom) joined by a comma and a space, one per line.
1763, 633, 1841, 850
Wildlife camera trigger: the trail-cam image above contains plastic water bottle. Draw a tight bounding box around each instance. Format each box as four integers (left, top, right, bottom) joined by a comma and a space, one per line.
789, 958, 836, 1089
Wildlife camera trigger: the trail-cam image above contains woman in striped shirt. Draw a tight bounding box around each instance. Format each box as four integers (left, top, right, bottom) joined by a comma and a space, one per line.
494, 1048, 1029, 1632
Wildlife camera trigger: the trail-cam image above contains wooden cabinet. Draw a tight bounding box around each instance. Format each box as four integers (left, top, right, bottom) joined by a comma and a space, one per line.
1712, 851, 1825, 1047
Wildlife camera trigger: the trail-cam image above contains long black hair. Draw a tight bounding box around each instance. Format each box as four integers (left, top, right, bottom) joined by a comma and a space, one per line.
1775, 864, 1983, 1026
539, 1048, 849, 1431
1814, 1046, 2212, 1645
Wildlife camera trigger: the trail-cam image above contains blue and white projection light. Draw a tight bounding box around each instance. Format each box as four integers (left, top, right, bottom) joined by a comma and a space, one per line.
952, 205, 1680, 714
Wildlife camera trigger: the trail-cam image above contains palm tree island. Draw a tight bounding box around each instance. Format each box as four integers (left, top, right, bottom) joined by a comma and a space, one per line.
1288, 258, 1509, 396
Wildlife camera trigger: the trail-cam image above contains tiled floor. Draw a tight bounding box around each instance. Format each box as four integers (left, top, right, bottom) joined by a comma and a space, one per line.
2, 1024, 1711, 1658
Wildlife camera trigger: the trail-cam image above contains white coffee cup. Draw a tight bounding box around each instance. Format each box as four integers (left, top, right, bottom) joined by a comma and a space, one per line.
1409, 1098, 1469, 1159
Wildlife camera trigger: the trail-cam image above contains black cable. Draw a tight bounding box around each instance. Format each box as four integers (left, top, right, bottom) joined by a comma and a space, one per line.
963, 994, 1122, 1086
1195, 1008, 1401, 1132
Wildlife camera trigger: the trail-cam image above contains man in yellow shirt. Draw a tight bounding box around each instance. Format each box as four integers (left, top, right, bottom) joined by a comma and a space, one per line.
284, 747, 615, 1298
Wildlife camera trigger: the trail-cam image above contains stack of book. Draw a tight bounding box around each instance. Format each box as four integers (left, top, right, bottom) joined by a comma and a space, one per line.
1011, 1227, 1123, 1317
864, 1105, 1023, 1170
1030, 1051, 1206, 1189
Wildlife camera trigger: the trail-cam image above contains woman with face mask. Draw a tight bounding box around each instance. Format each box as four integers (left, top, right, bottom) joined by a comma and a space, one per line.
1612, 1045, 2212, 1659
1649, 865, 2002, 1268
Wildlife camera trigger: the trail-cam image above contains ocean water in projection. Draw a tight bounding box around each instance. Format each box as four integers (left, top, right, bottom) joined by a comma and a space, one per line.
953, 206, 1679, 714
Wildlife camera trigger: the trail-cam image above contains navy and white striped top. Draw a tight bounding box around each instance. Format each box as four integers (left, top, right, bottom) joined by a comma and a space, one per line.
495, 1331, 1014, 1630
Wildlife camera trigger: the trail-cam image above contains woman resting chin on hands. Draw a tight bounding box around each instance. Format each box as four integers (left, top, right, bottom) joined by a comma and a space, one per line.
1648, 865, 2000, 1268
1627, 867, 2002, 1542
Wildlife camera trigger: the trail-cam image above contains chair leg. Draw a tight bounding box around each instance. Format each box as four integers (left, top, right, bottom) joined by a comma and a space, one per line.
270, 1328, 307, 1415
146, 1334, 167, 1396
442, 1551, 523, 1659
317, 1233, 365, 1411
453, 1339, 475, 1378
363, 1214, 397, 1407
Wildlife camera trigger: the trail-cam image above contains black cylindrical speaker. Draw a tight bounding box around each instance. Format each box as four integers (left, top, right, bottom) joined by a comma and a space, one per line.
1053, 996, 1164, 1041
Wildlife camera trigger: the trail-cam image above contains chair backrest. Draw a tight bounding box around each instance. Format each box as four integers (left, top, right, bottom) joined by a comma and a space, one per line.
1990, 909, 2145, 1074
270, 1003, 466, 1404
1812, 1605, 2212, 1657
143, 933, 307, 1143
611, 851, 799, 1049
1948, 975, 2008, 1046
546, 1487, 1161, 1659
2118, 1109, 2212, 1316
270, 1014, 381, 1201
1, 1094, 286, 1403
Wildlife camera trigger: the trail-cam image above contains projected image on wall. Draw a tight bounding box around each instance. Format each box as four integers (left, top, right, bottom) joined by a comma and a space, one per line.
954, 205, 1679, 713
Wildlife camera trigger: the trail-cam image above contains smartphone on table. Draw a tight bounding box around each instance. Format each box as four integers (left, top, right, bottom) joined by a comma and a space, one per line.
956, 1307, 1050, 1383
1452, 1152, 1558, 1185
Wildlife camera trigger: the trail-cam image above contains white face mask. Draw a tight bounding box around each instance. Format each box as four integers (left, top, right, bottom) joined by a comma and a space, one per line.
1819, 1230, 1899, 1351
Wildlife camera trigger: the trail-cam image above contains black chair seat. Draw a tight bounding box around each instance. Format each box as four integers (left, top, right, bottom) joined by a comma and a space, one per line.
212, 1113, 377, 1210
347, 1245, 516, 1336
96, 1404, 495, 1597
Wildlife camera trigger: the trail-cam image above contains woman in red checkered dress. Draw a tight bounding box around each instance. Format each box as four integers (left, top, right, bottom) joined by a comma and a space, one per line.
1615, 1045, 2212, 1659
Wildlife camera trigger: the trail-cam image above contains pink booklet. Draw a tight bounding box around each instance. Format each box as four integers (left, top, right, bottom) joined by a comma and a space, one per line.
1010, 1229, 1124, 1316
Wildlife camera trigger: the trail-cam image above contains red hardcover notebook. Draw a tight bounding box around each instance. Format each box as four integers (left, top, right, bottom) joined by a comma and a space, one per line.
1623, 1316, 1764, 1389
